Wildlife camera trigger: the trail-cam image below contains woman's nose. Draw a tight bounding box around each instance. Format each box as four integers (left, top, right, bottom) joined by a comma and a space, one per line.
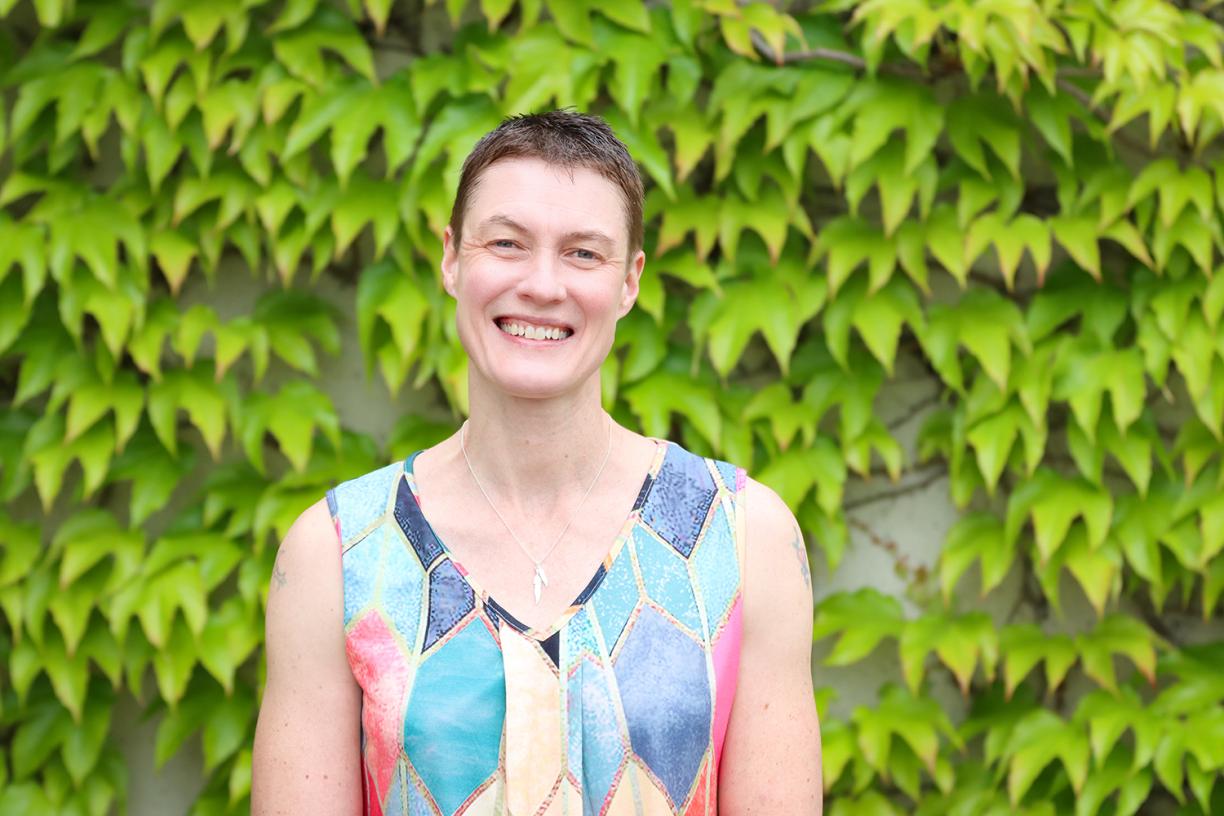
517, 253, 567, 302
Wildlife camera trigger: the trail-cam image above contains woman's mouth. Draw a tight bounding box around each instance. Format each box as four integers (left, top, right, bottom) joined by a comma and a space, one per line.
494, 319, 573, 342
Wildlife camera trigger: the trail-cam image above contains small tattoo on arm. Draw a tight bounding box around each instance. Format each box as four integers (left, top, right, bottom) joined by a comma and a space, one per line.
272, 552, 287, 589
791, 525, 812, 590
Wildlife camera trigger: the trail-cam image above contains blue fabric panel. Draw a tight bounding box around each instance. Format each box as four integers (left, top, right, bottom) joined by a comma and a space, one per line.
563, 607, 602, 672
378, 528, 426, 650
332, 461, 401, 544
342, 530, 383, 628
632, 526, 702, 635
406, 766, 434, 815
612, 605, 711, 808
384, 759, 404, 815
394, 477, 445, 569
423, 559, 475, 653
405, 618, 505, 816
631, 471, 655, 511
713, 459, 737, 493
691, 500, 738, 627
589, 547, 640, 654
568, 654, 627, 813
640, 446, 717, 558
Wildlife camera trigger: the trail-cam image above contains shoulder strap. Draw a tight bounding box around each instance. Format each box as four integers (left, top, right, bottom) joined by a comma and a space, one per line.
326, 460, 404, 552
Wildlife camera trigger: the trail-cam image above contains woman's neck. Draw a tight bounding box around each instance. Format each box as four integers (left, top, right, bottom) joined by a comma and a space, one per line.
458, 375, 616, 515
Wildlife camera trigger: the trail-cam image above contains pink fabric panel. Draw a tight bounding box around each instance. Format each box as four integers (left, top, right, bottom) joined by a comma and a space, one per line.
346, 613, 412, 809
710, 593, 743, 775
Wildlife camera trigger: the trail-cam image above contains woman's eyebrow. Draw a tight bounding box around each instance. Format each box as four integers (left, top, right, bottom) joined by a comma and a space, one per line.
474, 215, 617, 249
561, 230, 616, 248
475, 214, 530, 234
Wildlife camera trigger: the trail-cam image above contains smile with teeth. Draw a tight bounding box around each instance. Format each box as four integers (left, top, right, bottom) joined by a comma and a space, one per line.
496, 320, 572, 341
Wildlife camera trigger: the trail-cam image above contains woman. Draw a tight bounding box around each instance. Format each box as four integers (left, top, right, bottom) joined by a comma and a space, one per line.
252, 111, 822, 815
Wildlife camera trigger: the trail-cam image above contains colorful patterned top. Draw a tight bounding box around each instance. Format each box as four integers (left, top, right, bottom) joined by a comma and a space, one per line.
326, 438, 747, 816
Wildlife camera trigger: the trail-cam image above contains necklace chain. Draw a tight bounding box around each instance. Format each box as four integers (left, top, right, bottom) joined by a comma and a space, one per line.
459, 418, 614, 605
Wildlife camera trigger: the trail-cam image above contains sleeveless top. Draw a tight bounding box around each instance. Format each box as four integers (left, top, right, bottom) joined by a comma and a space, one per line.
325, 439, 748, 816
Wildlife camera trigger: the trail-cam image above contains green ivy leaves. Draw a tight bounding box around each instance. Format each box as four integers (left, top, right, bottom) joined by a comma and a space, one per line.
2, 0, 1223, 813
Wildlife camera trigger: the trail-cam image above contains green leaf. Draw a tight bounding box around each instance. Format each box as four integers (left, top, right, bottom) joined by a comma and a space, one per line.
155, 682, 216, 766
1005, 709, 1089, 805
757, 438, 846, 517
273, 8, 376, 86
966, 406, 1024, 495
1075, 687, 1160, 771
603, 108, 673, 198
197, 596, 260, 694
148, 366, 230, 459
1050, 215, 1101, 279
1000, 624, 1076, 698
819, 217, 894, 297
623, 369, 721, 449
924, 204, 967, 285
900, 610, 997, 695
1025, 86, 1074, 165
108, 429, 195, 527
544, 0, 594, 44
812, 588, 904, 665
1153, 727, 1185, 803
151, 618, 197, 706
743, 384, 817, 452
203, 688, 255, 771
41, 629, 90, 721
594, 25, 665, 127
919, 289, 1026, 392
240, 381, 341, 472
331, 174, 400, 258
1078, 614, 1157, 692
1049, 527, 1121, 618
355, 259, 429, 388
844, 79, 942, 174
946, 94, 1020, 179
701, 261, 824, 376
61, 691, 112, 785
940, 513, 1013, 602
150, 230, 198, 296
1005, 469, 1113, 563
851, 683, 959, 777
850, 278, 921, 375
11, 699, 72, 779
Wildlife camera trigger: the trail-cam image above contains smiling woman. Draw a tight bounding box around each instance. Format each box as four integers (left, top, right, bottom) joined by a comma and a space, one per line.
251, 110, 822, 816
443, 156, 640, 403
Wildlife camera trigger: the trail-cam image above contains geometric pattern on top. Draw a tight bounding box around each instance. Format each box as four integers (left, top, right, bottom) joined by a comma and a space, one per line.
327, 439, 748, 815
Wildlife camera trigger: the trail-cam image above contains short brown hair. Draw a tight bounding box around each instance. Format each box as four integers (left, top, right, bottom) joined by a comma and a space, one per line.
449, 110, 645, 254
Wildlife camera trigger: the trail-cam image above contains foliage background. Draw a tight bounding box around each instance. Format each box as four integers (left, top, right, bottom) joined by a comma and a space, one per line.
2, 0, 1224, 813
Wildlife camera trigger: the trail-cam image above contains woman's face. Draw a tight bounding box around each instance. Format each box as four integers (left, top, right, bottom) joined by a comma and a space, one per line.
441, 157, 644, 401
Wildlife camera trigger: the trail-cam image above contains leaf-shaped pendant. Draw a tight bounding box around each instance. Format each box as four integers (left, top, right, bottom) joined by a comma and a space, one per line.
533, 566, 546, 605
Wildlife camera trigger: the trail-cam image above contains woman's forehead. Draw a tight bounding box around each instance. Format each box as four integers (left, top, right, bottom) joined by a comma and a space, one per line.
465, 158, 627, 240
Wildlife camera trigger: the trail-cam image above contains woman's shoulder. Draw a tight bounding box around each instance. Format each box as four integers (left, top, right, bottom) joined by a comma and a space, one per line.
326, 458, 408, 550
651, 437, 746, 497
654, 439, 797, 551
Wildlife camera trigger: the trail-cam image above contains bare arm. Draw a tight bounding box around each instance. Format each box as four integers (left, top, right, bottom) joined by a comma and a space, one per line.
718, 478, 823, 814
252, 497, 363, 816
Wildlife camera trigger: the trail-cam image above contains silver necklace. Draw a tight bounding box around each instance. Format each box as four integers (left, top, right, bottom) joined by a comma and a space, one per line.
460, 418, 614, 605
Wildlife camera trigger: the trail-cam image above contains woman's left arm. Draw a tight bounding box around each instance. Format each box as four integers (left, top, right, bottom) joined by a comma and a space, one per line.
717, 477, 823, 814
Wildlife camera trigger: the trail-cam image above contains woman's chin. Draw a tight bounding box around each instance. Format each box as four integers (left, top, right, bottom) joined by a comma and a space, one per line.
473, 363, 596, 402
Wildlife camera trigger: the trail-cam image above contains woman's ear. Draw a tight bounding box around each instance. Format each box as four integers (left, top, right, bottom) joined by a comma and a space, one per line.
441, 225, 459, 297
617, 250, 646, 318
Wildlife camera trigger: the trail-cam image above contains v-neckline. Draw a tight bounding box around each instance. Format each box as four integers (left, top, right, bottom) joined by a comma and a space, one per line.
403, 438, 670, 641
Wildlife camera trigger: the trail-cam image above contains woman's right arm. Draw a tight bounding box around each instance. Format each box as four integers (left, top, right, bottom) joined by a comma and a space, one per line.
252, 497, 363, 816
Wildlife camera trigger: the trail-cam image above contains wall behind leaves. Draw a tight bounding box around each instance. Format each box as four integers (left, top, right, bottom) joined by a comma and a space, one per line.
2, 0, 1224, 813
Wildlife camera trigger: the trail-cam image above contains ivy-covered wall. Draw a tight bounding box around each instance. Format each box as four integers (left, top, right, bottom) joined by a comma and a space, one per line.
1, 0, 1223, 813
